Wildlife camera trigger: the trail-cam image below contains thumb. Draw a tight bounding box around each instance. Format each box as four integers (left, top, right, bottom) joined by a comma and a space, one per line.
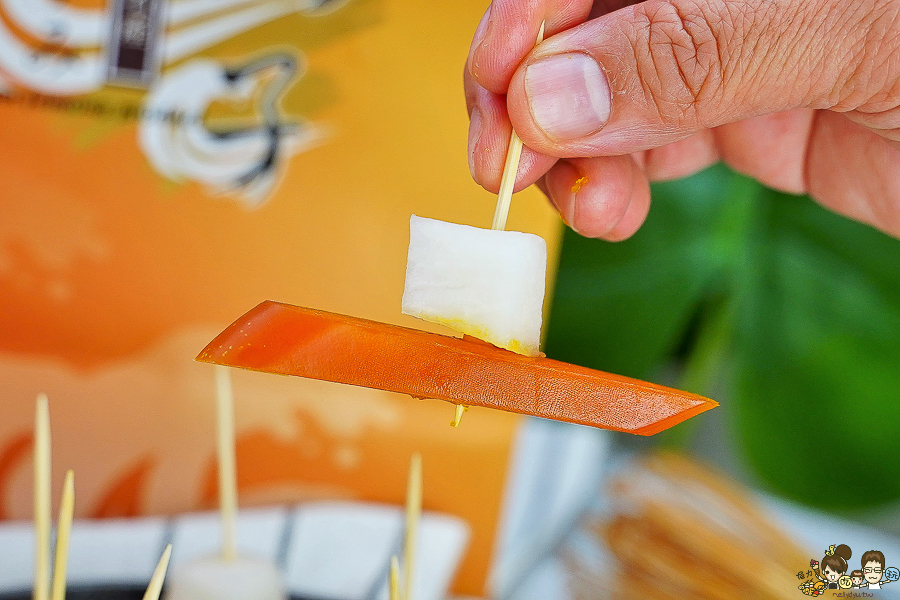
506, 0, 898, 155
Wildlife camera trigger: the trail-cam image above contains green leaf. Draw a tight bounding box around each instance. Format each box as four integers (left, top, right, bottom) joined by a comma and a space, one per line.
734, 187, 900, 509
545, 165, 900, 510
544, 164, 738, 379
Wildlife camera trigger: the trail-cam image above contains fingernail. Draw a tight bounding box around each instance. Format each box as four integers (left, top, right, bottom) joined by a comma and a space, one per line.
567, 191, 579, 232
549, 192, 574, 229
467, 5, 492, 76
467, 107, 483, 177
472, 5, 491, 49
525, 53, 611, 141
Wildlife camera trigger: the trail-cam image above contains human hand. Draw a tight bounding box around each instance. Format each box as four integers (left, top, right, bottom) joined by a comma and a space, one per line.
464, 0, 900, 240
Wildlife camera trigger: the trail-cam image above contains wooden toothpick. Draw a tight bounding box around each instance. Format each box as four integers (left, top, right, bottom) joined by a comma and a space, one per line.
490, 20, 547, 232
389, 555, 401, 600
50, 470, 74, 600
450, 405, 468, 428
142, 544, 172, 600
215, 366, 238, 562
448, 21, 547, 431
33, 394, 51, 600
403, 453, 422, 600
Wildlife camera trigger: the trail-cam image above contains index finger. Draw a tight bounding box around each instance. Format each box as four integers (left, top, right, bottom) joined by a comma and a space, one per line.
467, 0, 595, 95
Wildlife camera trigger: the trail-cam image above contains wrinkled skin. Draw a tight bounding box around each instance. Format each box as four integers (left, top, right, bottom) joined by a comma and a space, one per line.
464, 0, 900, 240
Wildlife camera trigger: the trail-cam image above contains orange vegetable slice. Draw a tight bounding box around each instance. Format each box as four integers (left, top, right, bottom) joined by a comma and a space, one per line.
196, 301, 717, 435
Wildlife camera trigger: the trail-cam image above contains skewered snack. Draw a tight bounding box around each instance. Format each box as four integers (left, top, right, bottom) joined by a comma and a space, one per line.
163, 369, 287, 600
404, 21, 548, 362
196, 19, 716, 435
196, 302, 716, 435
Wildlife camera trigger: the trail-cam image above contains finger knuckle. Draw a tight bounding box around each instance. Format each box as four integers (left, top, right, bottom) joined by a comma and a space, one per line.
627, 0, 733, 125
837, 0, 900, 111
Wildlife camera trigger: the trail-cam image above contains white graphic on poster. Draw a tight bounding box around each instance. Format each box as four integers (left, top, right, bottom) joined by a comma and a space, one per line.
0, 0, 344, 205
1, 0, 107, 47
0, 18, 106, 93
139, 55, 323, 207
1, 0, 343, 48
163, 2, 312, 65
0, 1, 315, 94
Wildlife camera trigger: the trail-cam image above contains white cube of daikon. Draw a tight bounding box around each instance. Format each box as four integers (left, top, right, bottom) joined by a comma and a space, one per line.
165, 556, 286, 600
401, 215, 547, 356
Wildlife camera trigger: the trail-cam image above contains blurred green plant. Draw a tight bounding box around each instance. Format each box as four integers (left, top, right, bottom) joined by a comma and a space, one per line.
544, 164, 900, 511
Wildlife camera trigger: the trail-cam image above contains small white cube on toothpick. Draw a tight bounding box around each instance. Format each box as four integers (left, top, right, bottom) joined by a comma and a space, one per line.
403, 23, 545, 428
165, 556, 285, 600
164, 368, 287, 600
403, 22, 547, 360
402, 215, 547, 357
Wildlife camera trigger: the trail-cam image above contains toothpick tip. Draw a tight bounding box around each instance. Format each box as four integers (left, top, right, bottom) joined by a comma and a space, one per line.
36, 394, 49, 419
450, 404, 468, 427
50, 470, 75, 600
142, 544, 173, 600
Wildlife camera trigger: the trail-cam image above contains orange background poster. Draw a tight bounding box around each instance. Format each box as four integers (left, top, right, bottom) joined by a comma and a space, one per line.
0, 0, 562, 594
